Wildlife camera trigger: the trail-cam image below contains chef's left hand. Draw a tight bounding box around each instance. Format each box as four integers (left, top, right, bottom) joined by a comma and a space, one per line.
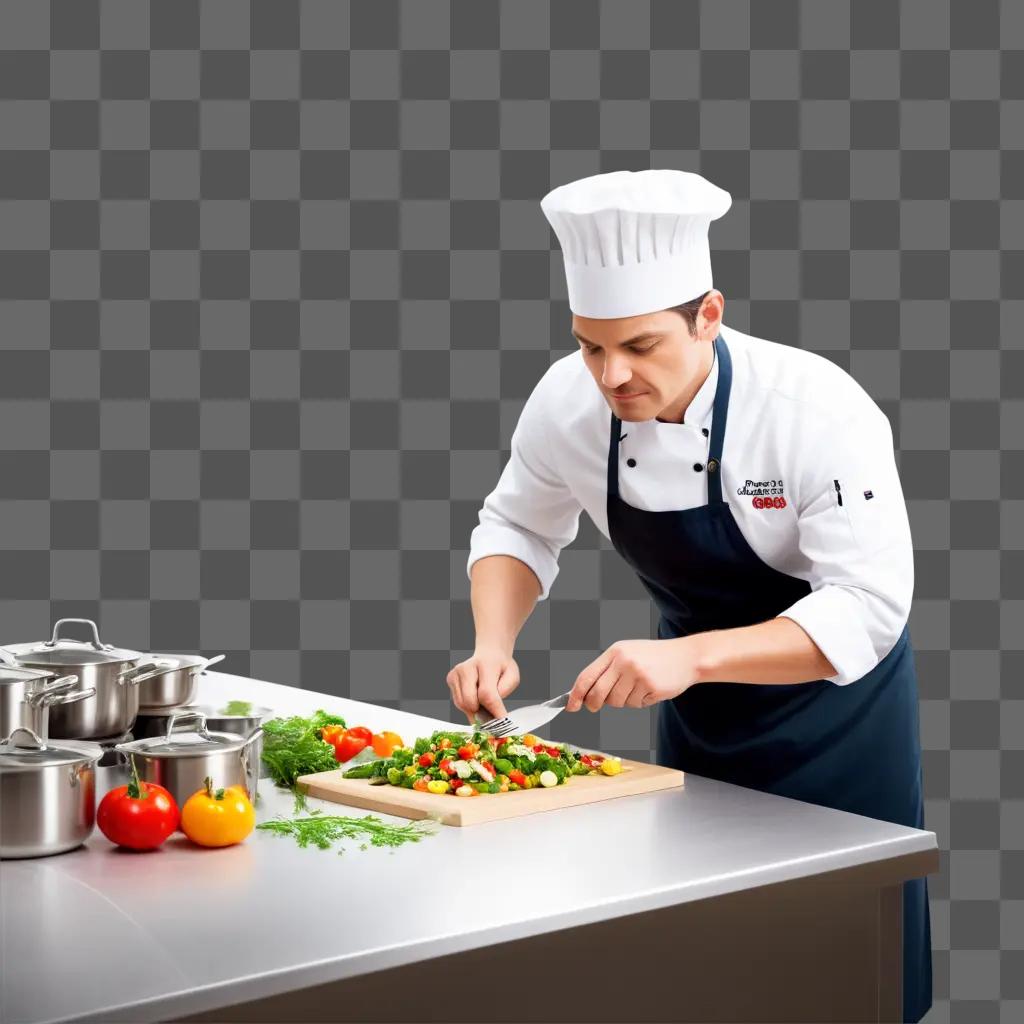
567, 638, 701, 712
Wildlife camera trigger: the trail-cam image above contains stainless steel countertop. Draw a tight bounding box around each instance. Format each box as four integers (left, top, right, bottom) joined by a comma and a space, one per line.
1, 671, 938, 1024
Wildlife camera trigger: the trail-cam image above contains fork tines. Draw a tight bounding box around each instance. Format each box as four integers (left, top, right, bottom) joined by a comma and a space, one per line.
478, 716, 514, 737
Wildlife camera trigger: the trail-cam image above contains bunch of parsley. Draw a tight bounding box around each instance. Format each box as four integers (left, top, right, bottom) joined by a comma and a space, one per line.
260, 709, 346, 810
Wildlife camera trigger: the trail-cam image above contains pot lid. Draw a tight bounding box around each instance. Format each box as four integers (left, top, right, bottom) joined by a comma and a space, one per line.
137, 653, 207, 669
190, 703, 272, 720
0, 665, 60, 685
5, 647, 138, 667
0, 728, 103, 771
4, 618, 143, 668
133, 701, 270, 721
116, 712, 258, 758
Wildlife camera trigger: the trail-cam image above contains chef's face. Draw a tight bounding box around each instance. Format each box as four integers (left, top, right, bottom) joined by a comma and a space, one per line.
572, 292, 723, 423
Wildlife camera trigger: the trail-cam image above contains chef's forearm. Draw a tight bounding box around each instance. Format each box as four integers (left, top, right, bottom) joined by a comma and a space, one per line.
469, 555, 542, 656
689, 617, 837, 685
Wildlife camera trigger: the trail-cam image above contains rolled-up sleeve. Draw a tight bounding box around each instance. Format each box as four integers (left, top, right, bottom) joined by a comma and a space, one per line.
776, 407, 914, 686
467, 374, 582, 601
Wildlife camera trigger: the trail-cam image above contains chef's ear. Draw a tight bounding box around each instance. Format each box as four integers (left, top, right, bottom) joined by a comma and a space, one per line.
698, 290, 724, 332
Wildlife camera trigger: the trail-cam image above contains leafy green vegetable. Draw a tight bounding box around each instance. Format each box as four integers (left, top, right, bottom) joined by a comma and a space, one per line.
219, 699, 253, 716
256, 813, 438, 854
260, 709, 347, 808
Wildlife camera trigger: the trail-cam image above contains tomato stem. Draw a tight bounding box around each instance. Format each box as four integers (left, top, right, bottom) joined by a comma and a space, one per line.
203, 775, 226, 801
127, 754, 147, 800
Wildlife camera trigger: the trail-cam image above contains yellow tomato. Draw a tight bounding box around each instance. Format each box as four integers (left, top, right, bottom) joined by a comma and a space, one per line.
426, 779, 449, 794
521, 733, 539, 747
181, 777, 255, 848
372, 730, 404, 757
600, 758, 623, 777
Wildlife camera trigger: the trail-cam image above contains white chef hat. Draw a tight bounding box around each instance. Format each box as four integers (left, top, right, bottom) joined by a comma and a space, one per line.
540, 168, 732, 319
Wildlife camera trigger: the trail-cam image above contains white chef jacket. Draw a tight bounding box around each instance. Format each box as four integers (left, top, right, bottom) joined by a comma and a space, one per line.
467, 323, 914, 687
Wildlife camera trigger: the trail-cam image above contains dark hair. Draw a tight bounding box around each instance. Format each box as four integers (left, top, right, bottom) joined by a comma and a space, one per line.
668, 290, 712, 335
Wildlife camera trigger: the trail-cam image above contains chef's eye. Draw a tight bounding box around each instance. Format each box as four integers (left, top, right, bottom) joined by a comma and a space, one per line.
628, 343, 657, 354
583, 344, 601, 356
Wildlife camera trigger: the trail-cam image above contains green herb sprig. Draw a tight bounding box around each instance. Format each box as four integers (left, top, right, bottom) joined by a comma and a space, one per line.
256, 813, 438, 854
219, 699, 254, 716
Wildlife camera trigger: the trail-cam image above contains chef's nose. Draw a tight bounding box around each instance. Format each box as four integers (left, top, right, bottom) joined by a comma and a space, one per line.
602, 353, 632, 389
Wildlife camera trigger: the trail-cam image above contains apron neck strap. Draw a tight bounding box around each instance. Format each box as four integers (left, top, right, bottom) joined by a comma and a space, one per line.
608, 412, 623, 499
707, 333, 732, 505
607, 332, 733, 505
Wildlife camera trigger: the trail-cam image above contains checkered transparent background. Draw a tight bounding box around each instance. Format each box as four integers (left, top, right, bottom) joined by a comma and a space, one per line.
1, 1, 1021, 1018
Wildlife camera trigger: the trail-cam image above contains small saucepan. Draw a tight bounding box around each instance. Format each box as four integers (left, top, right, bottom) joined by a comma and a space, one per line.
115, 710, 263, 808
132, 653, 226, 713
135, 700, 272, 741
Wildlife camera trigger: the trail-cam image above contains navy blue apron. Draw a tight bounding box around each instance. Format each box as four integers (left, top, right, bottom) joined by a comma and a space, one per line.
606, 333, 932, 1023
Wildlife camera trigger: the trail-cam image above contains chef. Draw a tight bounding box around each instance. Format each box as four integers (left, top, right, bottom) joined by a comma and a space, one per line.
446, 168, 931, 1023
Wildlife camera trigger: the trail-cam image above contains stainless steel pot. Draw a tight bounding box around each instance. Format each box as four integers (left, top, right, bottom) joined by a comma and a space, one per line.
115, 711, 262, 808
132, 702, 270, 769
176, 702, 270, 774
0, 726, 104, 859
184, 702, 271, 737
133, 653, 226, 712
0, 667, 95, 740
2, 619, 147, 740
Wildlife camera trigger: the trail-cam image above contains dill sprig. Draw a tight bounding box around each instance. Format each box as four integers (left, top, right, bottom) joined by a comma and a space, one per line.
257, 813, 439, 854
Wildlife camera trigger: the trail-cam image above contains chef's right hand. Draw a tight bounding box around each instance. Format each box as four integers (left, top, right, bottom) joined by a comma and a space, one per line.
446, 648, 520, 725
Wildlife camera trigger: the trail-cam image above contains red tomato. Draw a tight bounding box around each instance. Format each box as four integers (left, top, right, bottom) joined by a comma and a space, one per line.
333, 732, 368, 762
97, 763, 179, 851
508, 770, 527, 787
418, 752, 435, 767
532, 744, 546, 753
346, 725, 373, 745
438, 758, 454, 775
457, 744, 477, 760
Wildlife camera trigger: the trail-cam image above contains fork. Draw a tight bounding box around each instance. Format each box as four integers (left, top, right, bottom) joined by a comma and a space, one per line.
473, 690, 572, 739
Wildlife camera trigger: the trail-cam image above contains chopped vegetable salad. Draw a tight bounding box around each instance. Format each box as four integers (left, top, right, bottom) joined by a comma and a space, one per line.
342, 729, 622, 796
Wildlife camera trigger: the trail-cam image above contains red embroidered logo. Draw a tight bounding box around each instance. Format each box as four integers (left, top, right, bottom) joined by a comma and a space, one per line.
752, 496, 787, 510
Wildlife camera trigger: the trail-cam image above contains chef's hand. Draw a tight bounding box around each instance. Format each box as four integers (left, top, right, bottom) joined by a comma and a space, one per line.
567, 638, 701, 713
447, 647, 520, 725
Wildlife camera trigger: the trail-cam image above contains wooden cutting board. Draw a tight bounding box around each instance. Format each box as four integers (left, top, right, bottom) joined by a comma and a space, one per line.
297, 758, 685, 826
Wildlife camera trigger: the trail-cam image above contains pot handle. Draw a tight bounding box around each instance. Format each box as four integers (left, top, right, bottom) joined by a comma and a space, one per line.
241, 725, 264, 801
44, 618, 113, 652
164, 710, 212, 742
4, 726, 45, 750
122, 660, 176, 686
39, 686, 96, 710
0, 646, 17, 666
24, 674, 79, 706
196, 654, 226, 674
